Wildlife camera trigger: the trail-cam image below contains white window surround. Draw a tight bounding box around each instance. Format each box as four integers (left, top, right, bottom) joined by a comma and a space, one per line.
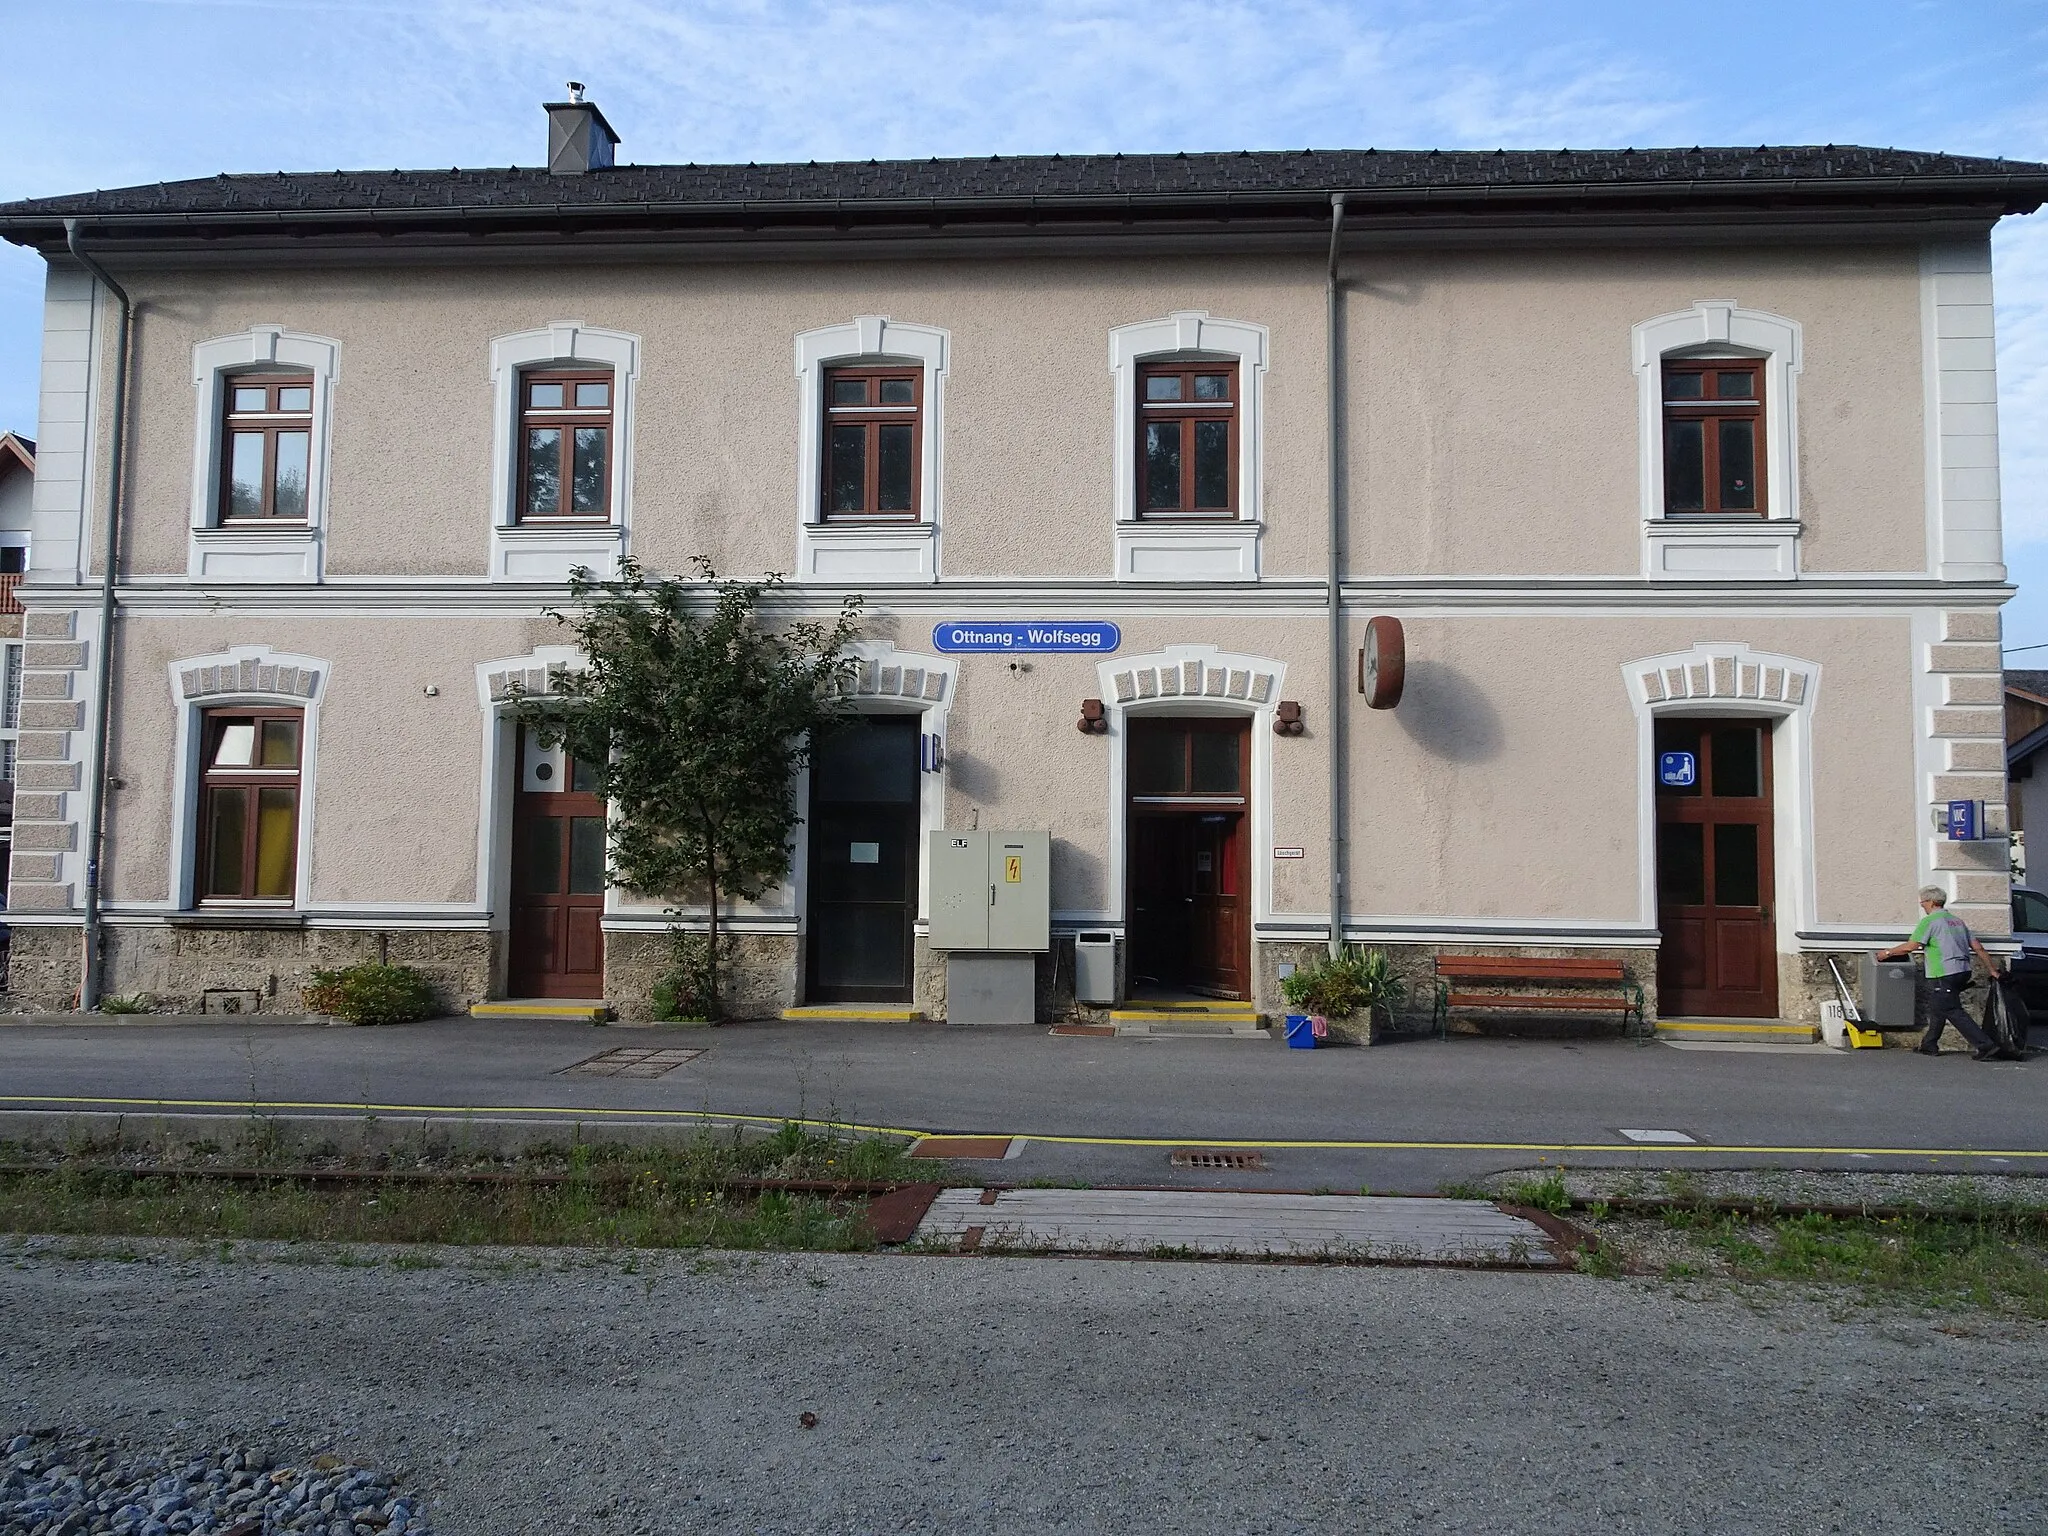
488, 323, 639, 582
1622, 643, 1821, 953
1108, 312, 1268, 582
1632, 301, 1802, 582
164, 645, 328, 910
793, 317, 948, 585
188, 326, 340, 584
1077, 644, 1286, 933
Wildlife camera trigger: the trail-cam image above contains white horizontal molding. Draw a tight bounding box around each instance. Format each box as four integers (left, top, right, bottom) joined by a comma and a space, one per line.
800, 522, 938, 584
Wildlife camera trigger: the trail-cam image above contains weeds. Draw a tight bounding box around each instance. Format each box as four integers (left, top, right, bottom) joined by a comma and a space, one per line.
1502, 1172, 1571, 1214
1436, 1180, 1489, 1201
0, 1123, 939, 1256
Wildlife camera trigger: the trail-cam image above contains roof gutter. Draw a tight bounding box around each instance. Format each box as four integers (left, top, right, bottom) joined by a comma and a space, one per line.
63, 218, 132, 1013
1326, 192, 1347, 957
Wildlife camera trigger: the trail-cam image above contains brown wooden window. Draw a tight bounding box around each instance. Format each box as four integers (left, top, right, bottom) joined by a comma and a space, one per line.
519, 370, 613, 521
220, 374, 313, 521
1139, 361, 1237, 518
197, 707, 303, 902
1663, 359, 1763, 515
823, 365, 921, 519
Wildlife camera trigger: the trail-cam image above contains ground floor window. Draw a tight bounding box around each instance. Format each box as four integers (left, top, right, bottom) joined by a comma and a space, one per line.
198, 707, 302, 901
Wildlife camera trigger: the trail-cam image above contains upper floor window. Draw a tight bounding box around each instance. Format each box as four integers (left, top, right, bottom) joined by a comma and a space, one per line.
198, 706, 303, 902
1139, 361, 1237, 518
519, 370, 613, 522
1662, 359, 1763, 516
823, 364, 921, 520
221, 374, 313, 521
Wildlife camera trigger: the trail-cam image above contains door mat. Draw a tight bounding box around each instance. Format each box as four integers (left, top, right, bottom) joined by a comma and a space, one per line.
909, 1136, 1016, 1160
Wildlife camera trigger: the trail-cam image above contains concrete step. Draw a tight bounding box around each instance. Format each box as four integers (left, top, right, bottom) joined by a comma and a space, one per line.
471, 999, 609, 1024
1657, 1017, 1819, 1044
1109, 1007, 1267, 1039
781, 1005, 925, 1023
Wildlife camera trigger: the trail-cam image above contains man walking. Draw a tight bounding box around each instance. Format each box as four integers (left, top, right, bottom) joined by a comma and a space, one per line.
1876, 886, 2003, 1060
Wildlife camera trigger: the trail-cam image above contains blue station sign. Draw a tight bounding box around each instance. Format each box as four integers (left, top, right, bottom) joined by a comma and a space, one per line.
1657, 751, 1698, 788
931, 621, 1121, 654
1946, 799, 1982, 841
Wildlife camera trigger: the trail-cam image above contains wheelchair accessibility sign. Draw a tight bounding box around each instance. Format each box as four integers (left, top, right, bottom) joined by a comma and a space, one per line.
1658, 751, 1698, 788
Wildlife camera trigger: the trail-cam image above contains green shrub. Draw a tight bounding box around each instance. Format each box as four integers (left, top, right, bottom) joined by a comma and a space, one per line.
1279, 945, 1407, 1019
650, 927, 729, 1022
96, 993, 154, 1015
301, 963, 440, 1026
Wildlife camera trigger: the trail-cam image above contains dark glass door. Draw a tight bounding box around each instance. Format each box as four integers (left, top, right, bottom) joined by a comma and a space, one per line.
1655, 719, 1777, 1018
508, 730, 606, 998
806, 716, 919, 1003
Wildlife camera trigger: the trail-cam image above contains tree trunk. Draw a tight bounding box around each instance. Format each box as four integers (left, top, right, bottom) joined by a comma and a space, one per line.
703, 814, 723, 1021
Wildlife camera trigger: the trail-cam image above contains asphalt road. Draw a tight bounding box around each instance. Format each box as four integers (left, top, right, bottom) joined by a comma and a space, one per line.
3, 1239, 2042, 1535
0, 1016, 2040, 1189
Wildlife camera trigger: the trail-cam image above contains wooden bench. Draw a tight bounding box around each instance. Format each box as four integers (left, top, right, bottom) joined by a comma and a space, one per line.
1432, 955, 1645, 1038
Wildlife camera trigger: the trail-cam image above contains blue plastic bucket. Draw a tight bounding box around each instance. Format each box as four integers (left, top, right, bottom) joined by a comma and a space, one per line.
1284, 1013, 1317, 1049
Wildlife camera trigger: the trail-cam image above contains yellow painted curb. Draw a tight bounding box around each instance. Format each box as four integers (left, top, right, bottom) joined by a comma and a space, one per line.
1657, 1020, 1818, 1037
470, 1001, 607, 1021
780, 1007, 925, 1022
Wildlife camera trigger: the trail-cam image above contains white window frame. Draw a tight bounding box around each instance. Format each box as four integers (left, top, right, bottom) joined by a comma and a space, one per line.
188, 326, 340, 583
488, 323, 639, 582
0, 637, 21, 793
165, 645, 327, 910
794, 316, 948, 584
1107, 311, 1267, 582
1633, 301, 1803, 581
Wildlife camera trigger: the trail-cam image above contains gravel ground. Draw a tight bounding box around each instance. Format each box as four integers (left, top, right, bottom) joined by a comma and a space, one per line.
4, 1236, 2046, 1534
0, 1429, 433, 1535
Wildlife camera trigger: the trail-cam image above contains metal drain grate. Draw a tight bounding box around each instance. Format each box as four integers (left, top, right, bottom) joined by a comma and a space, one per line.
558, 1047, 704, 1079
1171, 1148, 1267, 1170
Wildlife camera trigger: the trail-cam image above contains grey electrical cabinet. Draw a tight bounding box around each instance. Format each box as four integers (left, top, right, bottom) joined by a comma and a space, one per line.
926, 830, 1050, 951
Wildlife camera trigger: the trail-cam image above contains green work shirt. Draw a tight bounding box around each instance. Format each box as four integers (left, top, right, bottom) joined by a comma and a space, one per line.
1911, 909, 1974, 979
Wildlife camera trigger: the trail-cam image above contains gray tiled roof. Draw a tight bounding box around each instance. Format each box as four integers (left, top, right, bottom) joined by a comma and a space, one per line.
4, 145, 2046, 229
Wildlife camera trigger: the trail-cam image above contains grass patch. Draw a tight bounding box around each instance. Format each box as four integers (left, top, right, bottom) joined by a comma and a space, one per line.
0, 1123, 939, 1255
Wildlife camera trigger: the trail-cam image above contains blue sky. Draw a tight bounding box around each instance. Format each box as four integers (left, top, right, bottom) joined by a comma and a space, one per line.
2, 0, 2045, 634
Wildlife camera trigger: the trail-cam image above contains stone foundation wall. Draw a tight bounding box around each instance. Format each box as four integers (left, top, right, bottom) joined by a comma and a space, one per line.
603, 929, 797, 1022
1, 923, 493, 1016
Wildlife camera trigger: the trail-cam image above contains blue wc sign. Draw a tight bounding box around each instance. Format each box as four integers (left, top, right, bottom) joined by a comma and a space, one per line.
931, 621, 1121, 654
1946, 799, 1982, 841
1658, 751, 1698, 788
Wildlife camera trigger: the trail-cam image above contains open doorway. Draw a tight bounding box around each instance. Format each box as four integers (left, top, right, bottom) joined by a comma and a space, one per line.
1125, 717, 1250, 1000
1654, 717, 1778, 1018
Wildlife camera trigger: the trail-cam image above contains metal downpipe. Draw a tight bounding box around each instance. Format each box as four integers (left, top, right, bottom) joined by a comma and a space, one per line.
63, 219, 133, 1012
1325, 193, 1347, 957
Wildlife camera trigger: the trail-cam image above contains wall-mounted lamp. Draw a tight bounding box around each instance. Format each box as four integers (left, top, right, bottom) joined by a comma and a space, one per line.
1274, 700, 1305, 736
1077, 698, 1109, 734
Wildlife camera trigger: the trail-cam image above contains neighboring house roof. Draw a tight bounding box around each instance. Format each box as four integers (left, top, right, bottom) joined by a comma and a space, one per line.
0, 432, 32, 481
2007, 669, 2048, 708
4, 145, 2045, 251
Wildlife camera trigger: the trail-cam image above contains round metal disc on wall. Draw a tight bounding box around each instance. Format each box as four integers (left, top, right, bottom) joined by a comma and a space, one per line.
1360, 616, 1405, 709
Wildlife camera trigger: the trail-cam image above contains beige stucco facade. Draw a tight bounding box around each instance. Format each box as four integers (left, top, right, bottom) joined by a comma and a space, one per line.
0, 218, 2018, 1023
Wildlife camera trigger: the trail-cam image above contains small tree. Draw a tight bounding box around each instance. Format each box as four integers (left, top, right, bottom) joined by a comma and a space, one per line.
510, 556, 861, 1019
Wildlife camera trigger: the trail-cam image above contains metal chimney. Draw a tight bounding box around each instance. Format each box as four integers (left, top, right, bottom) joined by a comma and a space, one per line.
544, 83, 619, 174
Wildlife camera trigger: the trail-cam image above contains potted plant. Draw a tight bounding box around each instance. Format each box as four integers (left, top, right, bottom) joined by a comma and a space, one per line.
1279, 946, 1408, 1046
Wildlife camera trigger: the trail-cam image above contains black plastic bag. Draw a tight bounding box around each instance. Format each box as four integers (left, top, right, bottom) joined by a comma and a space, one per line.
1981, 976, 2032, 1060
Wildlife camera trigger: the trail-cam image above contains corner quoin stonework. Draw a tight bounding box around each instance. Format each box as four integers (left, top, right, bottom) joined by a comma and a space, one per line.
7, 606, 90, 912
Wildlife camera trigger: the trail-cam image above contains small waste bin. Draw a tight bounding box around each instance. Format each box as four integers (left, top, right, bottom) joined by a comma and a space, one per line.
1285, 1013, 1317, 1049
1075, 931, 1116, 1004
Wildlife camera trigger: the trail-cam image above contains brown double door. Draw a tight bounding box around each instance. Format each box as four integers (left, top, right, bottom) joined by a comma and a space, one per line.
1655, 718, 1777, 1018
1126, 718, 1250, 1000
508, 729, 606, 998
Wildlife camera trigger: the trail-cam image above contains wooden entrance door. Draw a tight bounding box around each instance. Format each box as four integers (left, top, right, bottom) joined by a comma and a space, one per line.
805, 715, 919, 1004
508, 728, 606, 998
1655, 718, 1777, 1018
1125, 718, 1251, 1000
